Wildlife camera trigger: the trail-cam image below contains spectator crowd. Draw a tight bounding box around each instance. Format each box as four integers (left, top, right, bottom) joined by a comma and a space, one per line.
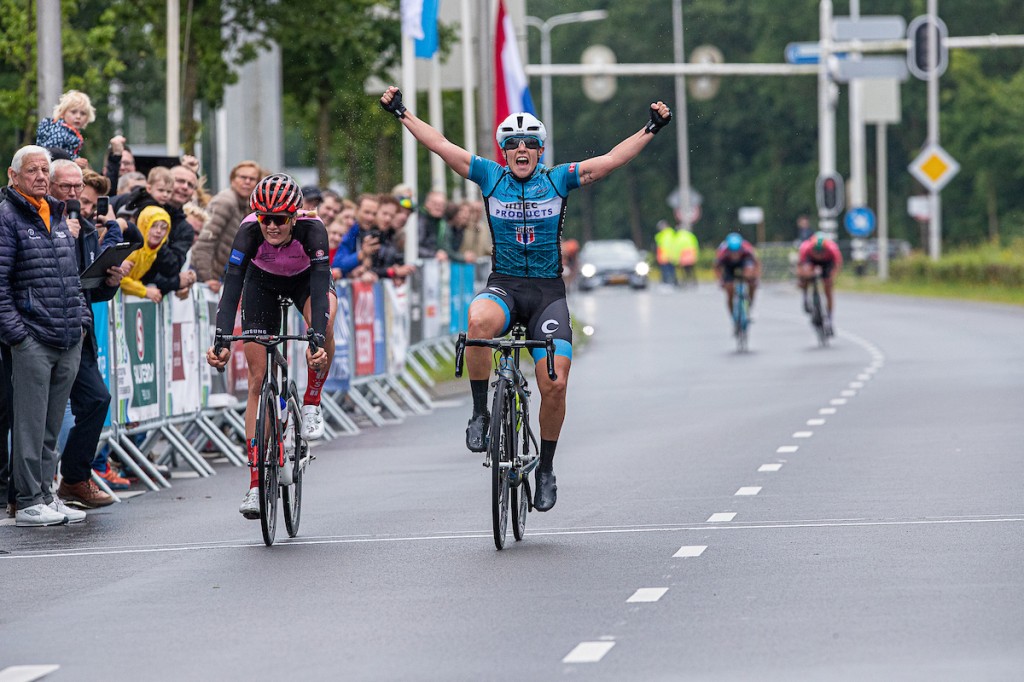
0, 88, 492, 527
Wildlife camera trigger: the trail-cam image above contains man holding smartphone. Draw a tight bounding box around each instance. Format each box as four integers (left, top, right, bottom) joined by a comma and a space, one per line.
51, 166, 130, 509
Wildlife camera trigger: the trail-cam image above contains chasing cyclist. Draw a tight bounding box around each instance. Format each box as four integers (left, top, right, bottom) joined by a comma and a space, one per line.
714, 232, 760, 315
205, 174, 336, 519
796, 230, 843, 321
380, 85, 671, 512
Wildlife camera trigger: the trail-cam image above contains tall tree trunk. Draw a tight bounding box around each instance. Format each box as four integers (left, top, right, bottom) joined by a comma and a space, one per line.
181, 39, 201, 156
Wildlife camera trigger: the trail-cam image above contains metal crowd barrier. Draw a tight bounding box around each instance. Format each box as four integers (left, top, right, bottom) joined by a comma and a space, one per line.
91, 258, 476, 496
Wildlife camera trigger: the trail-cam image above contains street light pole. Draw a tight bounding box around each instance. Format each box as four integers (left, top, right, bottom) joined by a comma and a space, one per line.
524, 10, 607, 166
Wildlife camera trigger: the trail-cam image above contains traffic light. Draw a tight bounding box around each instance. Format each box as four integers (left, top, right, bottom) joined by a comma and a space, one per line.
816, 172, 844, 218
907, 15, 948, 80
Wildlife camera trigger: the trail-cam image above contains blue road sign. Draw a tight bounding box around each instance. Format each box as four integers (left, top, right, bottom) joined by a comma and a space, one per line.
844, 207, 876, 237
785, 42, 848, 65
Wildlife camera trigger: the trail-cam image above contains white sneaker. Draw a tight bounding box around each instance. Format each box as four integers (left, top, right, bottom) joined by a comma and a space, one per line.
16, 502, 69, 527
239, 487, 260, 520
301, 404, 325, 441
50, 497, 86, 524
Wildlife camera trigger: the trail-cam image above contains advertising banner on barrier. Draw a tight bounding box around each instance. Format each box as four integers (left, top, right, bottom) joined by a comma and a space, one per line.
92, 300, 113, 427
165, 291, 202, 416
383, 280, 409, 373
325, 282, 353, 393
439, 260, 452, 335
116, 295, 161, 423
373, 281, 387, 376
449, 262, 475, 334
199, 286, 234, 408
421, 259, 442, 340
352, 280, 378, 377
407, 268, 424, 345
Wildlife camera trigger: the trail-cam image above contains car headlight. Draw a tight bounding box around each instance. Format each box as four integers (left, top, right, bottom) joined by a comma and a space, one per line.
580, 263, 597, 278
634, 262, 650, 276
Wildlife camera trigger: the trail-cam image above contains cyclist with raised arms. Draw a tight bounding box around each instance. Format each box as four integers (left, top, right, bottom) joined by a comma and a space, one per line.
380, 85, 672, 512
714, 232, 760, 315
205, 173, 336, 519
796, 230, 843, 319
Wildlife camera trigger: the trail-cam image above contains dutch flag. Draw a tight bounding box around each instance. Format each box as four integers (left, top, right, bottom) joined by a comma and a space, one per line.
494, 0, 538, 164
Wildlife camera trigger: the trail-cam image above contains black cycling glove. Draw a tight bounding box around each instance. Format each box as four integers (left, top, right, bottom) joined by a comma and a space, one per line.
381, 90, 407, 119
644, 105, 673, 135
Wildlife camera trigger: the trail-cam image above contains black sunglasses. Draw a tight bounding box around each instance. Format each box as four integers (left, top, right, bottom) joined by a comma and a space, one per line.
257, 213, 292, 227
501, 136, 542, 151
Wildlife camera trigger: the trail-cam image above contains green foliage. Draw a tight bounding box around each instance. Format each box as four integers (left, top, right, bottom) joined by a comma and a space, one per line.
890, 240, 1024, 287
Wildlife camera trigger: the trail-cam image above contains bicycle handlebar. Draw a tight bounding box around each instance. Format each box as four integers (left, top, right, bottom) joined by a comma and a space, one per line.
454, 332, 558, 382
212, 329, 321, 374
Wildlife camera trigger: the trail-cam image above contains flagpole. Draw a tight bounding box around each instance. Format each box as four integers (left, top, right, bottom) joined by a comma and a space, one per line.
460, 0, 478, 199
402, 33, 420, 264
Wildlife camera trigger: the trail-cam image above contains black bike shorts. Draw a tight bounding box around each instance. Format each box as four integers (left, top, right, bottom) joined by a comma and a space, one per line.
719, 257, 756, 283
473, 272, 573, 361
240, 266, 335, 336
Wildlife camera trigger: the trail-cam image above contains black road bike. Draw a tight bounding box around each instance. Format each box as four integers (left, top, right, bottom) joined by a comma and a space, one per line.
455, 324, 557, 550
215, 297, 317, 546
807, 272, 833, 347
732, 275, 751, 353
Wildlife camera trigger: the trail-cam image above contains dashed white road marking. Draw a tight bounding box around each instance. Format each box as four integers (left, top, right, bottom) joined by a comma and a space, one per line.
707, 512, 737, 523
776, 445, 799, 453
673, 545, 708, 558
857, 374, 871, 381
627, 588, 669, 603
0, 665, 60, 682
840, 389, 857, 397
819, 407, 837, 415
850, 381, 864, 388
793, 431, 813, 438
830, 398, 847, 405
735, 487, 762, 496
759, 463, 783, 472
807, 419, 825, 426
563, 641, 616, 663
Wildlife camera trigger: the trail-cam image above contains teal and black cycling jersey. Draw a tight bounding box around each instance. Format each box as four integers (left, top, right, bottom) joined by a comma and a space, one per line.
468, 156, 581, 279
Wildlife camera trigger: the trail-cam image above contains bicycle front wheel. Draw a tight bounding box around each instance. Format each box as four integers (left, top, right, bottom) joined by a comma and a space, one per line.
811, 284, 828, 347
281, 386, 304, 538
488, 382, 511, 550
257, 384, 280, 546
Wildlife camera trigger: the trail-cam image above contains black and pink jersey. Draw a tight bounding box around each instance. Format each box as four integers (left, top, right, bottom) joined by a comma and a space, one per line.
214, 214, 331, 339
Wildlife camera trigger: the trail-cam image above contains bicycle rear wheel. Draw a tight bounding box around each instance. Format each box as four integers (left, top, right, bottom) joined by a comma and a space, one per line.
733, 283, 749, 352
257, 384, 280, 546
281, 386, 304, 538
488, 382, 511, 550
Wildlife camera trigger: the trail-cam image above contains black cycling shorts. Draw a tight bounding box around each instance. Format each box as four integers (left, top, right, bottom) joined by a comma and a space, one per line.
240, 266, 335, 336
473, 272, 573, 360
719, 256, 756, 283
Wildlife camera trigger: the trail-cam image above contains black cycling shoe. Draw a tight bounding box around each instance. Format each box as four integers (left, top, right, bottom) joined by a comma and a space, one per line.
534, 470, 557, 512
465, 413, 489, 452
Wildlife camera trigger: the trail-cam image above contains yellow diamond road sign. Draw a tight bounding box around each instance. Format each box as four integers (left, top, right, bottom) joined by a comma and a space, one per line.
909, 143, 960, 191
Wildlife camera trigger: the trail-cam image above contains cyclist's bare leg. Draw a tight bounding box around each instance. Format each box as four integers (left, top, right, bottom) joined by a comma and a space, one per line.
723, 281, 735, 313
243, 344, 268, 441
536, 356, 571, 441
465, 298, 505, 381
743, 263, 758, 306
823, 277, 835, 315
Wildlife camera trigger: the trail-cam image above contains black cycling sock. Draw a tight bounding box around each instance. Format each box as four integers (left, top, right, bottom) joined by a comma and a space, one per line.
470, 380, 489, 415
539, 440, 557, 472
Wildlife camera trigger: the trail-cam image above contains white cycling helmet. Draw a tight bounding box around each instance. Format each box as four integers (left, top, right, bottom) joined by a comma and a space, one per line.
495, 112, 548, 146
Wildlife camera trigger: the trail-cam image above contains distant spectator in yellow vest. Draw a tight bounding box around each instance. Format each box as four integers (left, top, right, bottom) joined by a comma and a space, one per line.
654, 219, 679, 287
675, 226, 699, 288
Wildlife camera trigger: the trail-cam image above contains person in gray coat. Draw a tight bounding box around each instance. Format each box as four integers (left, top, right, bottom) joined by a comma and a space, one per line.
0, 145, 87, 526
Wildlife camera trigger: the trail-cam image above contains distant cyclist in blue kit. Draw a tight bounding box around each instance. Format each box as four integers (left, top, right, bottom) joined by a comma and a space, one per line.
380, 86, 672, 511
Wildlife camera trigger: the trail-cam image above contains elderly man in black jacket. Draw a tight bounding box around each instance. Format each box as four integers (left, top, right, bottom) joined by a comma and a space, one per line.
0, 145, 88, 526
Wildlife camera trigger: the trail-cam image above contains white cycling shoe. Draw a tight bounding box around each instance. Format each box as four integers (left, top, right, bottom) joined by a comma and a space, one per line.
301, 404, 325, 441
239, 487, 260, 519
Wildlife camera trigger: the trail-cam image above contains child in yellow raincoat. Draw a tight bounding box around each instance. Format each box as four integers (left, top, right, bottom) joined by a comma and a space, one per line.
119, 205, 171, 303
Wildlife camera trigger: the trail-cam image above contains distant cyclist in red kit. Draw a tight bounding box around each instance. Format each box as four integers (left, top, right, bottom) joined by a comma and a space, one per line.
796, 231, 843, 321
